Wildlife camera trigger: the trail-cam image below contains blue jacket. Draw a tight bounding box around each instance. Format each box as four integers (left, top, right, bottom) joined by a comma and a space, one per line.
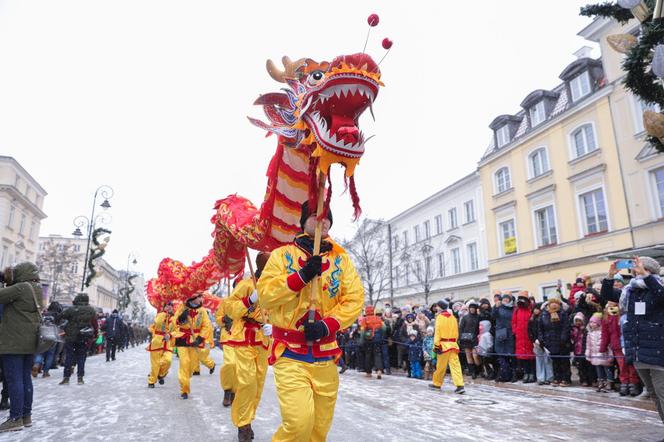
104, 315, 124, 339
493, 304, 514, 355
622, 275, 664, 366
407, 338, 422, 362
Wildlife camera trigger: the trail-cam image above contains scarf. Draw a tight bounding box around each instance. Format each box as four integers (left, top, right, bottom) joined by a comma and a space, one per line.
294, 233, 333, 255
619, 274, 664, 312
547, 301, 561, 322
502, 301, 513, 308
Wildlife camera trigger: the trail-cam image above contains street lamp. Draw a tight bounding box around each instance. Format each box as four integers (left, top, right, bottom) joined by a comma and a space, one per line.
72, 185, 114, 291
119, 252, 138, 313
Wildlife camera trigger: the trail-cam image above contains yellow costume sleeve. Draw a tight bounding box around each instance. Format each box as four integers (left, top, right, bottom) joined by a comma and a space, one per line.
225, 279, 254, 320
257, 248, 299, 310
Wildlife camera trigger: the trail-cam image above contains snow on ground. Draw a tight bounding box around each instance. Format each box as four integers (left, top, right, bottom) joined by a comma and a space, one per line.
2, 346, 662, 441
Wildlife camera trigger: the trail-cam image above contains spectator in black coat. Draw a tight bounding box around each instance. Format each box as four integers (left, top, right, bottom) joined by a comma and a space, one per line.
537, 297, 571, 386
103, 310, 123, 362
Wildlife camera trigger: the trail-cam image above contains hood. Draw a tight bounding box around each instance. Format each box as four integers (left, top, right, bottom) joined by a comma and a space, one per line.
12, 262, 40, 284
47, 301, 63, 313
73, 293, 90, 306
479, 320, 492, 334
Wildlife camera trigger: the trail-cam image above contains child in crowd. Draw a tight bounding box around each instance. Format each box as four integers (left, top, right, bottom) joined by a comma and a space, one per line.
422, 326, 435, 381
600, 300, 633, 394
530, 303, 552, 385
586, 313, 614, 392
571, 312, 595, 387
407, 330, 423, 379
476, 320, 495, 380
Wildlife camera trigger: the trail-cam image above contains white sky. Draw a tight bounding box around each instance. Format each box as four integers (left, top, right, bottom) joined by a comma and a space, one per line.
0, 0, 598, 279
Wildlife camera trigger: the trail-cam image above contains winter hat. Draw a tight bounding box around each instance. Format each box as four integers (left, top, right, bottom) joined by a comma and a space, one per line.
575, 277, 585, 285
426, 326, 434, 334
479, 298, 491, 307
466, 299, 479, 309
589, 313, 602, 326
573, 312, 586, 324
517, 290, 529, 301
300, 201, 333, 230
501, 293, 513, 302
436, 299, 449, 310
405, 313, 415, 322
255, 252, 271, 278
614, 273, 624, 282
640, 256, 662, 275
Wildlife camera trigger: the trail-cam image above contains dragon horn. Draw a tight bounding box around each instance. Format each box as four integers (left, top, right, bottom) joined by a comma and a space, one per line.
266, 56, 307, 83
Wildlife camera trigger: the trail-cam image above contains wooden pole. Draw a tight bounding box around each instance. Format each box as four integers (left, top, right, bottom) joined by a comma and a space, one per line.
226, 277, 231, 298
245, 246, 267, 324
307, 171, 327, 343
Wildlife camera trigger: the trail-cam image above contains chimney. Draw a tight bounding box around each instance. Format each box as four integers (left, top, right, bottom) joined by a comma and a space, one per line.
573, 46, 594, 60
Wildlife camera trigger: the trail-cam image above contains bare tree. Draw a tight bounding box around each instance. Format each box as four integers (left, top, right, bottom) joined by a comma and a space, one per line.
399, 240, 440, 306
37, 239, 83, 303
344, 218, 391, 306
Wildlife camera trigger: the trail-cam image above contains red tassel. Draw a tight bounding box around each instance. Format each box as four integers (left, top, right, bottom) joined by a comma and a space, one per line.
349, 175, 362, 220
321, 172, 333, 221
307, 158, 319, 210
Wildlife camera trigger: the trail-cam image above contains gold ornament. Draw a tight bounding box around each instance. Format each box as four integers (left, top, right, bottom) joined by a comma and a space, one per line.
643, 110, 664, 140
607, 34, 638, 54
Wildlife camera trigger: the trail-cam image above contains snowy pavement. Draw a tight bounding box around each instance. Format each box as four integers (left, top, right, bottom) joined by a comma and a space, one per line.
3, 346, 663, 441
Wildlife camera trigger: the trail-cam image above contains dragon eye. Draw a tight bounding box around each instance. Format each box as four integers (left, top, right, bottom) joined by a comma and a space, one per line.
307, 71, 325, 85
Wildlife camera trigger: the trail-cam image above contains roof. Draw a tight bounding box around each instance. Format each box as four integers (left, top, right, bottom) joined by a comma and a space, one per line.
0, 156, 48, 196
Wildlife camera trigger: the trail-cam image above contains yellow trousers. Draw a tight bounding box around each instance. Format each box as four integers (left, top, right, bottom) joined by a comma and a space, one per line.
272, 358, 338, 442
220, 345, 237, 392
147, 350, 173, 385
177, 347, 198, 394
231, 345, 268, 428
195, 347, 215, 372
432, 351, 464, 388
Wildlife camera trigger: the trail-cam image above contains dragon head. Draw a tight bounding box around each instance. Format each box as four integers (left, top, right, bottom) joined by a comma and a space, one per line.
250, 53, 382, 177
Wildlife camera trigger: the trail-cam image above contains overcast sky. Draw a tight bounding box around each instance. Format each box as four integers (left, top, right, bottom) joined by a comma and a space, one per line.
0, 0, 599, 279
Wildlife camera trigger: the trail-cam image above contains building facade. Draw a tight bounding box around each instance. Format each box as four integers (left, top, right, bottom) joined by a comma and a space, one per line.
37, 234, 123, 311
387, 172, 489, 305
579, 17, 664, 258
0, 156, 47, 267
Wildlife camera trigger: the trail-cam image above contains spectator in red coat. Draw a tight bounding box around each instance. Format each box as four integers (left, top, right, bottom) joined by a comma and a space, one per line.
568, 277, 587, 308
600, 300, 638, 396
512, 291, 535, 383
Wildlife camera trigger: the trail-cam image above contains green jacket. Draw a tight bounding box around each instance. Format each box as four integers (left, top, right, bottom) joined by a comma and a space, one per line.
0, 262, 43, 355
61, 293, 97, 343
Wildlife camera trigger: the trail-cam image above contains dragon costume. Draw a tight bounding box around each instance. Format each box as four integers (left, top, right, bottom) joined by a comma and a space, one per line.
147, 52, 382, 308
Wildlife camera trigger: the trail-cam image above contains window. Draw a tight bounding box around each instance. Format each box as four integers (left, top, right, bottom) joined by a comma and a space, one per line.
451, 248, 461, 274
654, 167, 664, 217
403, 231, 409, 247
570, 71, 591, 102
0, 246, 6, 268
529, 101, 546, 127
496, 125, 510, 148
499, 219, 517, 255
580, 189, 608, 235
424, 220, 431, 239
415, 261, 422, 279
19, 214, 26, 235
495, 167, 512, 194
529, 148, 550, 178
464, 200, 475, 223
74, 244, 81, 252
448, 208, 458, 230
534, 205, 557, 246
437, 253, 445, 277
571, 124, 597, 158
425, 256, 432, 279
7, 206, 15, 228
29, 221, 36, 239
435, 215, 443, 235
392, 235, 399, 251
71, 262, 79, 274
414, 225, 421, 243
467, 242, 478, 271
541, 285, 559, 300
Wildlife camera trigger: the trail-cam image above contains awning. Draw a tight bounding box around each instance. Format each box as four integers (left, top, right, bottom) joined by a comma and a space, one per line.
599, 244, 664, 262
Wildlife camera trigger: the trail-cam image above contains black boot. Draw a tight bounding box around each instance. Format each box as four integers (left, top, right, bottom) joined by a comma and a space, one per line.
0, 398, 8, 411
629, 383, 643, 397
238, 424, 252, 442
619, 383, 629, 396
223, 390, 232, 407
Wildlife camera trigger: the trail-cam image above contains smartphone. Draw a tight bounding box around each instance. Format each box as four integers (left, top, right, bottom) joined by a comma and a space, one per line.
615, 259, 634, 270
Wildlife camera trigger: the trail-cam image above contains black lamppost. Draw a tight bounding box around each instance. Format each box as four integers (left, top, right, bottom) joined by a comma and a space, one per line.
72, 185, 114, 291
119, 253, 138, 312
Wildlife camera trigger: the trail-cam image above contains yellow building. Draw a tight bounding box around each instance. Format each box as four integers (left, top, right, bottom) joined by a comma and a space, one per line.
478, 45, 642, 299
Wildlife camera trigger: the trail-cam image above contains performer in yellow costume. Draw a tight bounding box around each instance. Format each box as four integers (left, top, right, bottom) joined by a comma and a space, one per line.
429, 299, 465, 394
172, 292, 213, 399
225, 252, 272, 442
258, 202, 364, 442
192, 312, 216, 376
147, 301, 176, 388
216, 296, 237, 407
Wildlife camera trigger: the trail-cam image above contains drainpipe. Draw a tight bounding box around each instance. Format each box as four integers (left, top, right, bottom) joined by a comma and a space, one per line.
387, 222, 394, 305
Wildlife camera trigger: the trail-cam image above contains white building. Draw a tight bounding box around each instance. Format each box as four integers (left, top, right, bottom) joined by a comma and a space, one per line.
387, 172, 489, 305
0, 156, 47, 267
38, 234, 123, 311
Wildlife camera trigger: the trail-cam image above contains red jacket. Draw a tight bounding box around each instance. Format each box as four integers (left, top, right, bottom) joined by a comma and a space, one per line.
512, 304, 534, 360
568, 286, 586, 307
600, 314, 621, 353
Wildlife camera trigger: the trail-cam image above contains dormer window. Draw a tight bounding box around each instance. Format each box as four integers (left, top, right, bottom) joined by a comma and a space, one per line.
529, 101, 546, 127
496, 125, 510, 147
570, 71, 591, 102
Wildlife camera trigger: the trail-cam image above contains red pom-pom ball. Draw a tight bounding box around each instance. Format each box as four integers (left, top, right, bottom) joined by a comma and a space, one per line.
367, 14, 379, 27
382, 38, 393, 50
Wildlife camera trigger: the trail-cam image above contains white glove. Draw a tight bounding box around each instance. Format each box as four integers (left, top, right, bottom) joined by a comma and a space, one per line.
262, 324, 273, 337
249, 290, 259, 304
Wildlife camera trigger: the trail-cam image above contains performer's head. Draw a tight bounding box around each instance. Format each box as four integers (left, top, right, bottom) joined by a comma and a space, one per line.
300, 201, 333, 238
186, 292, 204, 309
255, 252, 271, 279
163, 300, 174, 314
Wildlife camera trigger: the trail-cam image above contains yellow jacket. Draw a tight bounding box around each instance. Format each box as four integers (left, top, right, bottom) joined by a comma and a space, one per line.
434, 311, 460, 354
223, 278, 269, 348
214, 299, 232, 344
147, 311, 176, 352
172, 303, 213, 349
257, 239, 364, 363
